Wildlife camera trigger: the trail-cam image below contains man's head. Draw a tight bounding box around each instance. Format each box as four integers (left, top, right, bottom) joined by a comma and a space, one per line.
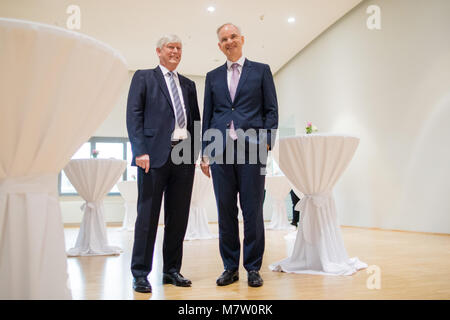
156, 34, 182, 71
217, 23, 244, 62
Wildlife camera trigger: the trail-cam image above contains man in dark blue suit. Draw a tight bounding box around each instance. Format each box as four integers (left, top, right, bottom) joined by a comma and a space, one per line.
200, 23, 278, 287
127, 34, 201, 293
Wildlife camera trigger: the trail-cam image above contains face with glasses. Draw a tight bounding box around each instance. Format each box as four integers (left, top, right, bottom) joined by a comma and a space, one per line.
157, 42, 182, 71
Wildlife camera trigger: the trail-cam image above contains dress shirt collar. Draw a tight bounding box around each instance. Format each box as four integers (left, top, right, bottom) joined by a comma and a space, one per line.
159, 64, 178, 78
226, 56, 246, 70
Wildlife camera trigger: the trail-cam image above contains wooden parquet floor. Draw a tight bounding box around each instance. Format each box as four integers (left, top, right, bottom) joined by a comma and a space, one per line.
64, 223, 450, 300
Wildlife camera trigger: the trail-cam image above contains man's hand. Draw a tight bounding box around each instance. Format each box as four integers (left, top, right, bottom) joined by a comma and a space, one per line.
136, 154, 150, 173
200, 156, 210, 178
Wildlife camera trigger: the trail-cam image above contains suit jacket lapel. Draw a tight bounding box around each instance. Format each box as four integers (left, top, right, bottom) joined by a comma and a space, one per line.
179, 76, 191, 125
220, 63, 233, 104
155, 66, 174, 111
234, 58, 251, 102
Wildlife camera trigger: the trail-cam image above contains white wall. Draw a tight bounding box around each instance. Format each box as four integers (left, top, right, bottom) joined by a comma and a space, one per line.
274, 0, 450, 233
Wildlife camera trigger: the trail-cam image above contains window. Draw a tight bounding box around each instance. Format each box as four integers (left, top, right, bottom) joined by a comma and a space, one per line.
59, 137, 135, 196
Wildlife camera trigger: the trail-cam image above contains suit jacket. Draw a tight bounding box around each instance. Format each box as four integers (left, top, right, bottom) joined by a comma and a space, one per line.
127, 66, 201, 168
202, 58, 278, 157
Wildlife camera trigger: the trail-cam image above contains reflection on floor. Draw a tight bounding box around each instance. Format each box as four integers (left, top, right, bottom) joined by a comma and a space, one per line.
64, 224, 450, 300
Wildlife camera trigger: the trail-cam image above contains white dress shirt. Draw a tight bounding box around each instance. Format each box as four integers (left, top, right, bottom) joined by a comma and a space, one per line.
159, 64, 188, 140
226, 55, 246, 90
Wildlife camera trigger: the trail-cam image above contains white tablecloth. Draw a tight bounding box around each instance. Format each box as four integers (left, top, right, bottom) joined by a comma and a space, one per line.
117, 179, 166, 230
117, 180, 137, 231
184, 169, 217, 240
265, 175, 296, 230
0, 18, 127, 299
270, 134, 367, 275
64, 159, 126, 256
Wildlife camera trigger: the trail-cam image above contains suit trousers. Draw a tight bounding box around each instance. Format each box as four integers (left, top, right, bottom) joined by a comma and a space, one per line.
210, 140, 266, 272
131, 155, 195, 278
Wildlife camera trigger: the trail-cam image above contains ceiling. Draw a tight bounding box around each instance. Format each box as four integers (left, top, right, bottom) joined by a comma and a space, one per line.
0, 0, 362, 76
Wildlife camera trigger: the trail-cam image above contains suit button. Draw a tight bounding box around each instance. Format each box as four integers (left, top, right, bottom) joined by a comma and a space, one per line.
227, 123, 230, 127
231, 107, 235, 111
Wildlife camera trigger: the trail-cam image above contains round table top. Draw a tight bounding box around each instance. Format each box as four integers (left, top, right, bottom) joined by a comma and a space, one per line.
273, 134, 360, 196
0, 18, 128, 179
64, 158, 127, 201
117, 180, 137, 201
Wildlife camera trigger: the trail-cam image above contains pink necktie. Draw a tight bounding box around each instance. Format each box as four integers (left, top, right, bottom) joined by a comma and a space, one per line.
229, 63, 239, 140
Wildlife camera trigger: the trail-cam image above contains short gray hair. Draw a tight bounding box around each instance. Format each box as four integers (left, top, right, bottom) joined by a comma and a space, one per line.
156, 34, 182, 49
216, 23, 241, 39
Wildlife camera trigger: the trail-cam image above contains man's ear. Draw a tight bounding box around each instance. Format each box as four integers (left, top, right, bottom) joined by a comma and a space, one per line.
241, 35, 245, 45
156, 47, 161, 57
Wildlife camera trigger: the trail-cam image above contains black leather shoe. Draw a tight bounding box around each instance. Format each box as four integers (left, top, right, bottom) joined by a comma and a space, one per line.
133, 277, 152, 293
247, 270, 263, 287
216, 270, 239, 286
163, 272, 192, 287
291, 221, 298, 227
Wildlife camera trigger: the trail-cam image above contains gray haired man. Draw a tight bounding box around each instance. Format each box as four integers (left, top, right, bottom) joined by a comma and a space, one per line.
127, 34, 201, 293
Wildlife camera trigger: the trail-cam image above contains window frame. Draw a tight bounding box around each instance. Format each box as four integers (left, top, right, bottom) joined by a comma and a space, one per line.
58, 136, 131, 196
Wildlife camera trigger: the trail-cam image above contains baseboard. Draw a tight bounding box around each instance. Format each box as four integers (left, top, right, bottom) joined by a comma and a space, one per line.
340, 224, 450, 236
